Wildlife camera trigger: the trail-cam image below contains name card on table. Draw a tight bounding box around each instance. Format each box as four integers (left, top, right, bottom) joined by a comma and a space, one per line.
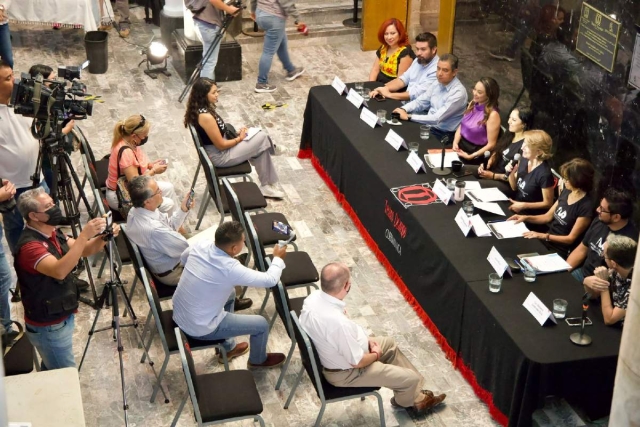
470, 215, 492, 237
523, 292, 557, 326
487, 246, 512, 277
385, 129, 407, 151
406, 151, 426, 173
433, 179, 453, 205
360, 107, 380, 128
346, 88, 364, 109
331, 76, 347, 95
455, 208, 472, 236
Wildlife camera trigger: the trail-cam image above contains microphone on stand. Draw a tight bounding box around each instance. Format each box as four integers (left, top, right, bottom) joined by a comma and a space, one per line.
570, 293, 592, 346
505, 153, 521, 173
433, 135, 452, 176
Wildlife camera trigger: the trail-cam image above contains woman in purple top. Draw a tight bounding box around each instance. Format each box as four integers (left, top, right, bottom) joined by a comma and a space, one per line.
452, 77, 501, 165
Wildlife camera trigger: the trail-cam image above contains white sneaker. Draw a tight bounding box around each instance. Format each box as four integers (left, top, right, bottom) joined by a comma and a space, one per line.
260, 184, 285, 199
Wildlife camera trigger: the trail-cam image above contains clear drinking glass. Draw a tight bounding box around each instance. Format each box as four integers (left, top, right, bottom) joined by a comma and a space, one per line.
523, 268, 537, 283
354, 82, 364, 95
462, 201, 474, 217
408, 142, 419, 152
553, 299, 568, 318
376, 109, 387, 124
420, 125, 431, 140
446, 178, 457, 191
489, 273, 502, 293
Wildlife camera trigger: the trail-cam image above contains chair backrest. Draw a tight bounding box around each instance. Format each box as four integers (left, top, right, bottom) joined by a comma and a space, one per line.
175, 327, 205, 425
221, 177, 243, 224
269, 276, 294, 339
76, 127, 98, 166
188, 124, 204, 151
139, 263, 171, 354
244, 211, 268, 271
196, 146, 224, 214
120, 226, 146, 283
289, 312, 326, 400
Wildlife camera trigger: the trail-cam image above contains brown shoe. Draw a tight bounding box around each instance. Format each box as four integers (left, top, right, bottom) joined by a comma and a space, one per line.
413, 393, 446, 412
119, 27, 130, 38
247, 352, 286, 369
234, 297, 253, 311
391, 390, 434, 408
218, 342, 248, 363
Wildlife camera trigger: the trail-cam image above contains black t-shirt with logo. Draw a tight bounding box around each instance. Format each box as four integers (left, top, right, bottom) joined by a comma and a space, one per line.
581, 219, 638, 276
494, 139, 524, 174
515, 160, 554, 214
548, 189, 594, 246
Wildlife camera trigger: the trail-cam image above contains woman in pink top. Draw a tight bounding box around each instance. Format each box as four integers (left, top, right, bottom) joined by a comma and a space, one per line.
452, 77, 501, 165
105, 114, 177, 214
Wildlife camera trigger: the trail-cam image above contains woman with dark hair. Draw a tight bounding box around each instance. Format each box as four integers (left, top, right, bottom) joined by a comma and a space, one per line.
478, 106, 534, 181
452, 77, 501, 164
510, 158, 595, 256
184, 78, 283, 199
368, 18, 415, 84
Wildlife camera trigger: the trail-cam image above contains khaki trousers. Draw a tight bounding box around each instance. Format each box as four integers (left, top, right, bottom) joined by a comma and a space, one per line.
322, 336, 424, 407
152, 265, 183, 286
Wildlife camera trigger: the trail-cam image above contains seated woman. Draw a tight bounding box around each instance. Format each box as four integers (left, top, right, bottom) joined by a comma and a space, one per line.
452, 77, 500, 165
184, 78, 284, 199
105, 114, 178, 215
507, 129, 555, 215
509, 158, 595, 256
477, 106, 534, 181
368, 18, 415, 84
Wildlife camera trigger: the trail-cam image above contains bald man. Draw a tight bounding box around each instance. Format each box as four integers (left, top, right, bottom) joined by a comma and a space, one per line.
300, 262, 446, 413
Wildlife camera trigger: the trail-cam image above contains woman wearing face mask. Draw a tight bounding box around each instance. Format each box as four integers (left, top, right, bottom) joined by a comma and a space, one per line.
368, 18, 415, 84
105, 114, 177, 214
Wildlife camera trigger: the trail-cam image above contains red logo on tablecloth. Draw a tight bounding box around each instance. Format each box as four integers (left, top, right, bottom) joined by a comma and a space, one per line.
390, 183, 441, 208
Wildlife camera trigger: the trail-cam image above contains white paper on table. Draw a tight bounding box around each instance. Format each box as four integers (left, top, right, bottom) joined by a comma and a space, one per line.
464, 181, 482, 191
523, 292, 557, 326
466, 187, 509, 203
360, 107, 379, 128
470, 214, 492, 237
243, 127, 262, 141
487, 220, 529, 239
346, 88, 364, 109
487, 246, 511, 276
331, 76, 347, 94
406, 151, 426, 173
433, 179, 453, 204
385, 129, 407, 151
472, 201, 505, 216
455, 208, 472, 236
424, 151, 460, 168
520, 253, 572, 274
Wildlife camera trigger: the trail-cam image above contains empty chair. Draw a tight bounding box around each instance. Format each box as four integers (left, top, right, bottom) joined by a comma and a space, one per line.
285, 312, 385, 427
172, 327, 266, 427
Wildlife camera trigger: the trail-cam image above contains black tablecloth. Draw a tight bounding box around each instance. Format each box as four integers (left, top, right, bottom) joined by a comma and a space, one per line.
299, 84, 621, 426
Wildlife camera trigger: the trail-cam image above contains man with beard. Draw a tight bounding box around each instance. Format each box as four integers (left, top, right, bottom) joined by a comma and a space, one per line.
369, 32, 439, 102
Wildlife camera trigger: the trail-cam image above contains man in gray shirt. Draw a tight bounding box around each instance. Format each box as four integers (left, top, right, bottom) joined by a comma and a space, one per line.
172, 221, 287, 367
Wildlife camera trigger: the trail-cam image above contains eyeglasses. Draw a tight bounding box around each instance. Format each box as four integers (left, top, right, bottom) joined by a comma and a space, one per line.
132, 114, 146, 133
146, 188, 162, 201
598, 205, 612, 214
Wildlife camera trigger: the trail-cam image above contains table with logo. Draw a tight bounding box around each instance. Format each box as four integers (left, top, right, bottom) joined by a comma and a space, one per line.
298, 83, 622, 427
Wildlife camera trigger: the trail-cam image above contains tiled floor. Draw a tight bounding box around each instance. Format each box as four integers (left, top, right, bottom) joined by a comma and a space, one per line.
3, 10, 601, 427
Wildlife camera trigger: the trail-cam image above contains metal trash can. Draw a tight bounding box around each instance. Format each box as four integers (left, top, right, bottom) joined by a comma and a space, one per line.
84, 31, 109, 74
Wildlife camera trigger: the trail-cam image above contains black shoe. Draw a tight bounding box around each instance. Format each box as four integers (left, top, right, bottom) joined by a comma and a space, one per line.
234, 297, 253, 311
9, 288, 21, 302
74, 277, 90, 293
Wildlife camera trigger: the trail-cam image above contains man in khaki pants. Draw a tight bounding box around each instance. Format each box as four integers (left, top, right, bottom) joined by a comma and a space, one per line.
299, 262, 446, 412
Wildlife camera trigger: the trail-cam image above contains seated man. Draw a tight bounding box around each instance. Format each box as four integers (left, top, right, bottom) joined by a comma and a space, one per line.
300, 262, 446, 413
586, 235, 636, 326
567, 188, 637, 289
126, 176, 252, 310
172, 221, 286, 368
392, 54, 468, 137
14, 188, 118, 370
369, 32, 439, 102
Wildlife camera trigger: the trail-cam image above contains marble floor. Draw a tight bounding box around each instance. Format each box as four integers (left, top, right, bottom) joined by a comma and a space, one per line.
2, 9, 602, 427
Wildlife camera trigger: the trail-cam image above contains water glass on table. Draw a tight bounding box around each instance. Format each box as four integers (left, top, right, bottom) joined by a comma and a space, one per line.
408, 142, 419, 153
489, 273, 502, 293
376, 109, 387, 124
553, 299, 567, 318
523, 267, 536, 283
446, 178, 457, 191
354, 82, 364, 95
420, 125, 431, 140
462, 201, 474, 217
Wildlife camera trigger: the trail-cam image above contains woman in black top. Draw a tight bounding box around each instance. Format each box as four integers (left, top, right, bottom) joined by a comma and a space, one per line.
507, 129, 555, 215
477, 106, 533, 181
509, 158, 595, 256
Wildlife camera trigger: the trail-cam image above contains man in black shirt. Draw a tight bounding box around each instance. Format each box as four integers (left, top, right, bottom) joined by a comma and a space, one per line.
567, 188, 638, 289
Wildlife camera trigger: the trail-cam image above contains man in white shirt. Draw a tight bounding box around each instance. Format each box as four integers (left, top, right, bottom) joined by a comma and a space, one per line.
126, 176, 252, 310
300, 263, 446, 413
172, 220, 287, 368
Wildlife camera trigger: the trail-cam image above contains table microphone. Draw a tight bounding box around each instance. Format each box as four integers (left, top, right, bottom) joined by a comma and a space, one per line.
570, 293, 592, 346
433, 135, 451, 176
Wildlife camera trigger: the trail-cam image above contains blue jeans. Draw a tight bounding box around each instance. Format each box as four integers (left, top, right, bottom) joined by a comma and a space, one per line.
0, 224, 13, 331
2, 181, 49, 255
256, 9, 295, 84
571, 268, 585, 284
0, 23, 13, 69
195, 20, 221, 80
195, 289, 270, 364
25, 314, 76, 370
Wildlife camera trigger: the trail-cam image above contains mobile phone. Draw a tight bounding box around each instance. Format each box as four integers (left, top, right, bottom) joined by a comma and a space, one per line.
272, 221, 291, 235
565, 317, 592, 327
159, 159, 168, 166
105, 210, 112, 228
373, 94, 385, 101
186, 188, 195, 209
453, 171, 472, 178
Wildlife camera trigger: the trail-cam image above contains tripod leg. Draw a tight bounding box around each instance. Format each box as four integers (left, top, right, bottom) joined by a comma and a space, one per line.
79, 284, 109, 371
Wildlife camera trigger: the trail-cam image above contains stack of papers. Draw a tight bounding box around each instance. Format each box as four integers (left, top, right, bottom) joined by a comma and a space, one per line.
466, 188, 509, 203
519, 253, 572, 274
424, 149, 460, 168
487, 220, 529, 239
472, 201, 505, 216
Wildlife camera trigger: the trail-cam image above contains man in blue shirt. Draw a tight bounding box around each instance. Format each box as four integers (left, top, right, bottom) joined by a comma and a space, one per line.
393, 54, 468, 136
369, 32, 439, 102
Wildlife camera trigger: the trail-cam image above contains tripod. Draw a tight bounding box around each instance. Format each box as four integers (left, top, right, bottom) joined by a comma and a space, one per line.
178, 2, 244, 102
78, 219, 168, 426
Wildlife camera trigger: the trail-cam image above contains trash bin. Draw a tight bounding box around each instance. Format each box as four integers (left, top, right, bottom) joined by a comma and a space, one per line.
84, 31, 109, 74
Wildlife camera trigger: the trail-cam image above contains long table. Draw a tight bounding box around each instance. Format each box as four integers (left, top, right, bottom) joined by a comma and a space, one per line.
299, 84, 622, 427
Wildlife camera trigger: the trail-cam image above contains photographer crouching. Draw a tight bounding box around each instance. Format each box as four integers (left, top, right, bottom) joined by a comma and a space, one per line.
14, 188, 120, 370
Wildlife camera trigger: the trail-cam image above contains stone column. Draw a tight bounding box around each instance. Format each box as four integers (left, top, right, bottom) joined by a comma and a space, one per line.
609, 236, 640, 425
407, 0, 440, 42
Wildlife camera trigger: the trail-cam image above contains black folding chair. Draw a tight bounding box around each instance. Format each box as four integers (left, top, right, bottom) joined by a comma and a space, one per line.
172, 327, 266, 427
91, 189, 130, 284
285, 312, 385, 426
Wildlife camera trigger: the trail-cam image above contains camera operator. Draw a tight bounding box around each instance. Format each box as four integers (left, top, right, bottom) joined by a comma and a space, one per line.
0, 60, 75, 254
14, 188, 120, 370
0, 178, 16, 337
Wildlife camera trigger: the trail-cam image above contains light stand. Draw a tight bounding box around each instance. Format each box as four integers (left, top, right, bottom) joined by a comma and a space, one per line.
570, 294, 592, 346
139, 41, 172, 79
432, 134, 452, 176
342, 0, 361, 28
78, 215, 168, 425
178, 1, 244, 102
